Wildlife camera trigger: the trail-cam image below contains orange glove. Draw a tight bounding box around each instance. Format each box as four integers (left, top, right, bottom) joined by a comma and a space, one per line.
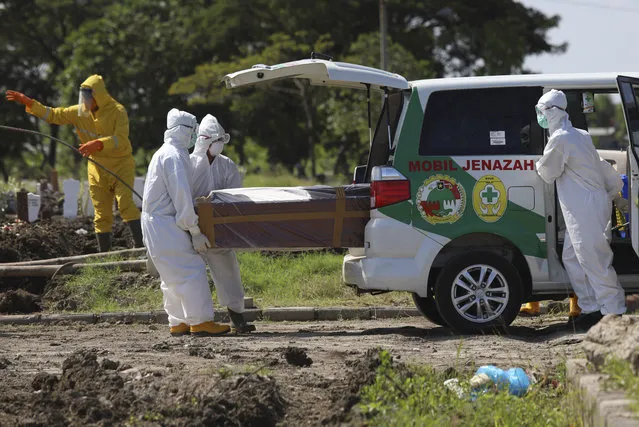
5, 90, 34, 108
78, 139, 104, 157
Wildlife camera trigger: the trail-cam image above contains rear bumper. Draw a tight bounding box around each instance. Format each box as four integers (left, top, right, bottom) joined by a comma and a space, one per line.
343, 254, 366, 287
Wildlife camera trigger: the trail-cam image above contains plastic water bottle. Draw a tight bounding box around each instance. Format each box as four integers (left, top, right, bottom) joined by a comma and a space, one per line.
471, 365, 530, 398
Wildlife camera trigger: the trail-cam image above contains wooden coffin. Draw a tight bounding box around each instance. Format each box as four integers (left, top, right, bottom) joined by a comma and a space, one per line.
195, 185, 370, 249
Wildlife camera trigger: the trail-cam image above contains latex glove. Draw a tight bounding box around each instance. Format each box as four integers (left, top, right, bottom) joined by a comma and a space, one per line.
78, 139, 104, 157
190, 229, 211, 254
614, 194, 630, 214
5, 90, 34, 108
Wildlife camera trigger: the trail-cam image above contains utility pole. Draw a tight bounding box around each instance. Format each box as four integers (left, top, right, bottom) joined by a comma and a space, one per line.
379, 0, 388, 71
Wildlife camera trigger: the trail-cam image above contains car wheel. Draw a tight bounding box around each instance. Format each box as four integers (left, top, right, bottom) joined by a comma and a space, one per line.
412, 292, 447, 327
434, 252, 523, 333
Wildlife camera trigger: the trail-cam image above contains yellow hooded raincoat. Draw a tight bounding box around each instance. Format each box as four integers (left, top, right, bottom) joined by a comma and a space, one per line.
26, 75, 140, 232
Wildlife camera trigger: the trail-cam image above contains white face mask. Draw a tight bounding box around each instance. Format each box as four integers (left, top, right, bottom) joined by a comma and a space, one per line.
208, 141, 224, 156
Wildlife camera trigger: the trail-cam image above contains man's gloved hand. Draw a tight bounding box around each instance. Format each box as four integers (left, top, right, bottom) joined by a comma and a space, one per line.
5, 90, 34, 108
614, 194, 630, 214
78, 139, 104, 157
190, 229, 211, 254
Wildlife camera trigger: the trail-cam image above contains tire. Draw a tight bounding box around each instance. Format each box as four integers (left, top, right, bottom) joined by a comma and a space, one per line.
434, 252, 523, 333
412, 292, 447, 327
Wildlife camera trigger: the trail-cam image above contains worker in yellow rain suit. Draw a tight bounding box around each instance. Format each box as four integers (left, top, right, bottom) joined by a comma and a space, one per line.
5, 75, 143, 252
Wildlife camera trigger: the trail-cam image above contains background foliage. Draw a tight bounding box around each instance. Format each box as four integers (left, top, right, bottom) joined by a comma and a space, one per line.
0, 0, 567, 183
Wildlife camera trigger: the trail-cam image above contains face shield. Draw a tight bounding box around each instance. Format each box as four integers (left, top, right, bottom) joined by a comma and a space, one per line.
78, 87, 94, 117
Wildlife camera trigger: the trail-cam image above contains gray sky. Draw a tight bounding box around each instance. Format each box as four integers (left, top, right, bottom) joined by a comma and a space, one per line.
518, 0, 639, 74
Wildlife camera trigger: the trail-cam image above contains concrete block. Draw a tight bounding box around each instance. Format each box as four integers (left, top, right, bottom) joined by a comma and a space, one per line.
40, 313, 96, 324
149, 311, 168, 324
370, 307, 421, 319
262, 307, 315, 321
565, 359, 588, 383
244, 297, 255, 309
316, 307, 370, 321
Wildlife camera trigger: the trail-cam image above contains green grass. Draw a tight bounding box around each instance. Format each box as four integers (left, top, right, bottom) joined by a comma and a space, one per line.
233, 251, 411, 308
47, 250, 412, 313
603, 358, 639, 415
358, 350, 586, 427
51, 263, 161, 312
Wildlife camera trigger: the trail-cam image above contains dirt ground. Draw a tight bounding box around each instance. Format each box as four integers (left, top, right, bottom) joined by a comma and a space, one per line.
0, 314, 585, 426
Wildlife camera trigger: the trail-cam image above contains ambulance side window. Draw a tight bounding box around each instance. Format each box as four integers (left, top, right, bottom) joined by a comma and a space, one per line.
418, 87, 544, 156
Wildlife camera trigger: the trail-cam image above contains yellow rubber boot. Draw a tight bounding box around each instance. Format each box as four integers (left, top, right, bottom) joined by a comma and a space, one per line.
169, 323, 190, 337
190, 321, 230, 337
569, 295, 581, 319
519, 302, 540, 316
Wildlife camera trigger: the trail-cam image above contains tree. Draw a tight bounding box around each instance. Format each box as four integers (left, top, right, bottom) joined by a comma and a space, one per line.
0, 0, 110, 181
170, 0, 565, 176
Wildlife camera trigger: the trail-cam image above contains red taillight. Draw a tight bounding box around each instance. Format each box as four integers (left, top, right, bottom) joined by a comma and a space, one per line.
371, 180, 410, 209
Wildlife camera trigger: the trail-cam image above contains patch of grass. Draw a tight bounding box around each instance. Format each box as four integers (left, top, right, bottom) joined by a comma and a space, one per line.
51, 250, 411, 313
358, 350, 585, 427
55, 265, 161, 312
231, 251, 412, 308
603, 357, 639, 414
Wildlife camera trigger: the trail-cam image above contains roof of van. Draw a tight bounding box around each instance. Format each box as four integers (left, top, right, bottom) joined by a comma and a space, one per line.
411, 73, 639, 91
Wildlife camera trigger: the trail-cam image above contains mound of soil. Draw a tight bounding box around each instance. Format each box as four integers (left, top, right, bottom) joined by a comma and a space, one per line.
173, 375, 287, 426
4, 349, 288, 426
0, 289, 41, 314
0, 215, 138, 314
284, 346, 313, 367
0, 216, 134, 264
13, 350, 137, 426
321, 348, 384, 425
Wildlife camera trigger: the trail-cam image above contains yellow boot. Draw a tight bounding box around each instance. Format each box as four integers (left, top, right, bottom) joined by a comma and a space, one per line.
569, 295, 581, 319
519, 302, 540, 316
169, 323, 190, 337
190, 321, 230, 337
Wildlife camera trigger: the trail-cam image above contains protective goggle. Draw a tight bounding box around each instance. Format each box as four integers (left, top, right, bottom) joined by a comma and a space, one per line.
535, 104, 566, 115
199, 133, 230, 144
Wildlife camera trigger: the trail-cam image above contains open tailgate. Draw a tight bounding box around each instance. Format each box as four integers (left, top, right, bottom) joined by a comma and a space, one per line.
223, 59, 409, 91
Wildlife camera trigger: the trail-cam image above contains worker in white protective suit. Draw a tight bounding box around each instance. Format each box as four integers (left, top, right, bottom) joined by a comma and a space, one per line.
142, 108, 230, 337
191, 114, 256, 333
535, 89, 626, 331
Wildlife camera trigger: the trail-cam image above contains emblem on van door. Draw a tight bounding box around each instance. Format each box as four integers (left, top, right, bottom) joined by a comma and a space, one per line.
473, 175, 507, 223
416, 174, 466, 225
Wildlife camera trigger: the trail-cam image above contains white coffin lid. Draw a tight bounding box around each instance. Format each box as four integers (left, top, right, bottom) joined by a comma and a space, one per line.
223, 59, 409, 91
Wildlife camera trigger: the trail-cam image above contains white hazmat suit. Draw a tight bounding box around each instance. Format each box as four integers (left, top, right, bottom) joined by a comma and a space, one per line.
191, 114, 246, 314
141, 109, 215, 327
535, 89, 625, 315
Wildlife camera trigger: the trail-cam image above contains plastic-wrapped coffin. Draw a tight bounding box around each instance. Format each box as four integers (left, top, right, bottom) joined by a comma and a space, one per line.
195, 185, 370, 249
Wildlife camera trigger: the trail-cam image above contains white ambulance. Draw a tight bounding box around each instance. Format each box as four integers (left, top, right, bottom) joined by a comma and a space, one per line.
224, 59, 639, 333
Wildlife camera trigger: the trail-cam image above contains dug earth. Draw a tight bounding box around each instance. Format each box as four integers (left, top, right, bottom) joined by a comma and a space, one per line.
0, 316, 583, 425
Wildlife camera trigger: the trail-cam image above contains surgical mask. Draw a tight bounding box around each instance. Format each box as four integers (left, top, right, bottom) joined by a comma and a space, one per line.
208, 141, 224, 156
188, 124, 199, 149
78, 88, 93, 117
535, 106, 549, 129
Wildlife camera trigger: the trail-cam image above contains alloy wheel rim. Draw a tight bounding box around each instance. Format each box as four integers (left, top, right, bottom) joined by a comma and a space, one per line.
450, 264, 509, 323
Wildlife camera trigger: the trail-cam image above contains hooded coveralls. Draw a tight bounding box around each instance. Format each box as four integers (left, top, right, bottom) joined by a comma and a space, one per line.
142, 109, 214, 327
26, 75, 140, 233
536, 89, 626, 315
191, 114, 246, 314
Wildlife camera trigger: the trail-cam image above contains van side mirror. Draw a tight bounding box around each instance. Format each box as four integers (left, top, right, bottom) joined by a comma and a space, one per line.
353, 165, 366, 184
